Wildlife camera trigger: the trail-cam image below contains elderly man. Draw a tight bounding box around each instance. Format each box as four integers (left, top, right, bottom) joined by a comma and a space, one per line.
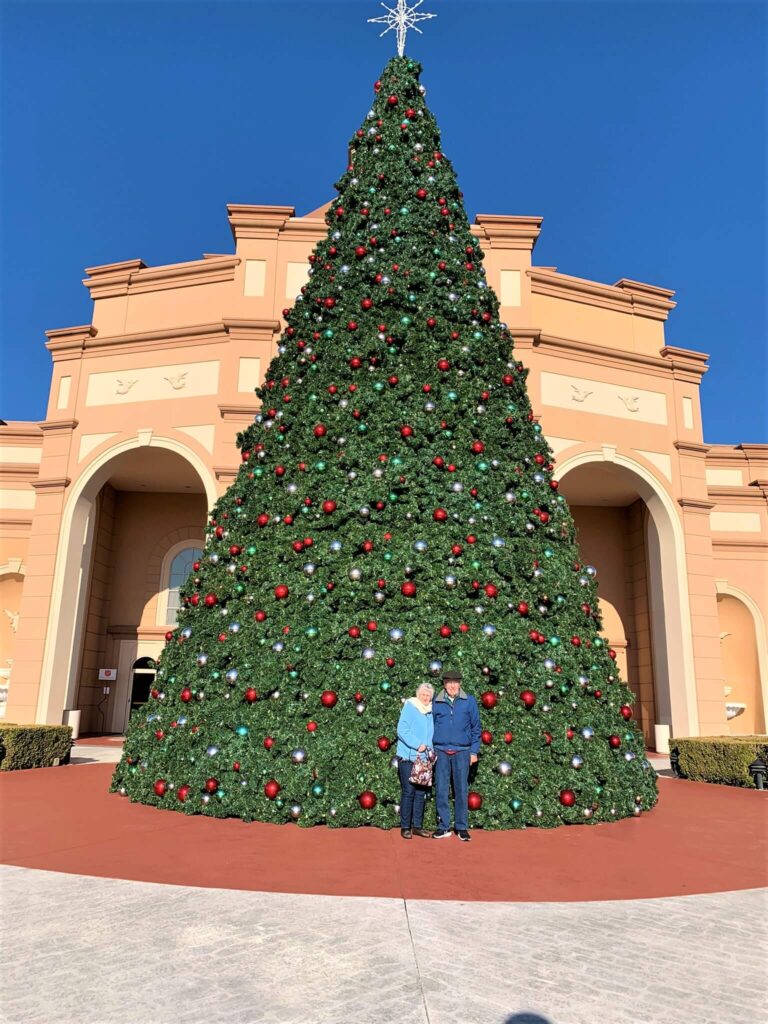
431, 669, 481, 841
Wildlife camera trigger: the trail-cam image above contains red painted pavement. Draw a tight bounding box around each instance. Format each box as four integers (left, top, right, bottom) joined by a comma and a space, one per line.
1, 763, 765, 902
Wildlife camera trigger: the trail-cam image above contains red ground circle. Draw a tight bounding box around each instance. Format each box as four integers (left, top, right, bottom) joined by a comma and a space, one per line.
1, 763, 765, 902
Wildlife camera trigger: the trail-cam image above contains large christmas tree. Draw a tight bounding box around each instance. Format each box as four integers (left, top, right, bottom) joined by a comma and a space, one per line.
111, 56, 658, 828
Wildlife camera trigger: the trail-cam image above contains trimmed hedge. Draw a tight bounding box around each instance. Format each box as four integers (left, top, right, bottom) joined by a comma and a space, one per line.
671, 735, 768, 788
0, 724, 73, 771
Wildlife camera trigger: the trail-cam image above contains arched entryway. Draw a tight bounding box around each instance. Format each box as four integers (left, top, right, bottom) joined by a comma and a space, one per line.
128, 656, 158, 720
35, 437, 215, 733
557, 450, 698, 745
715, 587, 767, 734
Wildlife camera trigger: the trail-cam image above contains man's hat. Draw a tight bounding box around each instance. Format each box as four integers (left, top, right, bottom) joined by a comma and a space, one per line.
442, 669, 462, 681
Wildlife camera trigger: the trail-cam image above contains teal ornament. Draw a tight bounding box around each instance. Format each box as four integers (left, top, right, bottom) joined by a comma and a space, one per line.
289, 670, 299, 679
594, 638, 603, 647
400, 316, 412, 326
305, 626, 318, 638
315, 461, 326, 471
392, 457, 403, 465
311, 783, 325, 797
549, 636, 560, 647
247, 545, 257, 556
477, 461, 488, 472
236, 725, 248, 737
534, 424, 542, 433
384, 551, 393, 561
253, 468, 263, 478
544, 548, 554, 558
216, 789, 225, 799
379, 680, 391, 692
399, 207, 410, 216
358, 423, 368, 433
211, 671, 221, 680
447, 391, 458, 401
374, 381, 384, 392
388, 492, 398, 502
323, 329, 334, 339
511, 798, 522, 811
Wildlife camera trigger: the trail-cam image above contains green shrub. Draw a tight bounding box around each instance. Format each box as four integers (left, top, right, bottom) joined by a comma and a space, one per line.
671, 735, 768, 788
0, 724, 73, 771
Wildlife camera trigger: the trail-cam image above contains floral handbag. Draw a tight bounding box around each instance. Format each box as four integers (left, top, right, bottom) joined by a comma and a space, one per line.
409, 748, 437, 787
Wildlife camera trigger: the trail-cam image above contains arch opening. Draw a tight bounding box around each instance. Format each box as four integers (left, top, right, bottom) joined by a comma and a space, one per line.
556, 453, 697, 744
37, 440, 213, 733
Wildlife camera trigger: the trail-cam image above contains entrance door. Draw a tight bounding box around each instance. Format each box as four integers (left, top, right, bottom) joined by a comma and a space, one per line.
111, 639, 163, 733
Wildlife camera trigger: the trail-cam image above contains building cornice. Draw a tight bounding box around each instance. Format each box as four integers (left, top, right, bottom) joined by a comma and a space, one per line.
0, 423, 44, 443
218, 404, 259, 422
528, 268, 676, 321
221, 318, 281, 342
38, 419, 78, 434
227, 204, 296, 241
712, 538, 768, 552
678, 497, 716, 511
82, 322, 230, 357
707, 487, 767, 507
472, 215, 543, 251
674, 441, 711, 456
83, 256, 239, 299
0, 515, 33, 530
45, 325, 98, 358
214, 466, 239, 482
659, 346, 710, 382
513, 328, 707, 383
0, 465, 40, 483
31, 477, 71, 492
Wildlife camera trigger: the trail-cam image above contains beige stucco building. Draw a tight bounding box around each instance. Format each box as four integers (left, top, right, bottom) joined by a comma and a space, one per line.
1, 203, 766, 746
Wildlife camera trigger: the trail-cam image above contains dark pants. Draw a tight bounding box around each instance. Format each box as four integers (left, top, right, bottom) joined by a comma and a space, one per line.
398, 758, 427, 829
435, 749, 470, 831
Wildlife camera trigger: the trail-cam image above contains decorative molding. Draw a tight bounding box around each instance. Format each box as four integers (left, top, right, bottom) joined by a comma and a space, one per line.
0, 559, 25, 578
0, 424, 44, 445
540, 371, 667, 425
80, 321, 229, 357
218, 404, 259, 422
472, 215, 543, 251
45, 325, 98, 358
83, 256, 239, 298
516, 329, 700, 381
712, 539, 768, 551
677, 497, 716, 511
86, 361, 220, 407
38, 419, 78, 434
660, 346, 710, 382
0, 465, 40, 483
707, 486, 767, 506
0, 515, 33, 530
137, 430, 153, 447
529, 268, 676, 321
227, 204, 296, 241
214, 465, 238, 482
674, 441, 711, 456
31, 477, 71, 492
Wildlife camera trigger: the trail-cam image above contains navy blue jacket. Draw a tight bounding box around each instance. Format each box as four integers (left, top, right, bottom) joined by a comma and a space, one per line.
432, 689, 482, 755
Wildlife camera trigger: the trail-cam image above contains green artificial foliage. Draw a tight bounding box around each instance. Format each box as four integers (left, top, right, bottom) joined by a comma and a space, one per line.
0, 724, 73, 771
672, 736, 768, 788
111, 57, 658, 828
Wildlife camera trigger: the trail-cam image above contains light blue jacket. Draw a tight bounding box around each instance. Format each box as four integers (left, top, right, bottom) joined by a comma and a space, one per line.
396, 699, 434, 761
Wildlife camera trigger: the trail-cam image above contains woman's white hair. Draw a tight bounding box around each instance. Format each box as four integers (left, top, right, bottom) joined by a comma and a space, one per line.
416, 682, 434, 697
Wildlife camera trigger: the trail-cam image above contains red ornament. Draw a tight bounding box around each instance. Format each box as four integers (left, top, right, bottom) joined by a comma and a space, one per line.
620, 705, 633, 720
204, 778, 219, 794
559, 789, 576, 807
517, 602, 529, 616
520, 690, 537, 708
566, 728, 575, 740
401, 581, 417, 597
439, 625, 452, 638
264, 780, 281, 799
437, 358, 451, 372
153, 779, 168, 797
313, 424, 327, 438
349, 626, 361, 638
377, 737, 391, 751
320, 690, 338, 708
264, 736, 274, 749
544, 732, 553, 745
274, 584, 289, 600
358, 790, 377, 809
571, 636, 582, 647
504, 731, 514, 744
484, 584, 498, 599
481, 730, 493, 746
203, 593, 218, 608
387, 94, 398, 106
180, 688, 192, 703
609, 735, 622, 749
322, 500, 337, 514
254, 610, 266, 622
307, 721, 318, 733
165, 630, 174, 642
471, 440, 485, 454
480, 691, 498, 709
433, 508, 448, 522
467, 791, 483, 810
400, 425, 414, 438
244, 687, 258, 704
608, 648, 617, 660
177, 785, 190, 802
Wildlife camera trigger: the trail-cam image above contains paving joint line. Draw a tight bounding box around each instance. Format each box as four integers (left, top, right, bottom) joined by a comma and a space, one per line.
402, 895, 432, 1024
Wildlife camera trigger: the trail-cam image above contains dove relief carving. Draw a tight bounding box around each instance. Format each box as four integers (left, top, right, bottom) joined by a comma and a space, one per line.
165, 371, 188, 391
570, 384, 593, 404
618, 394, 640, 413
116, 379, 138, 396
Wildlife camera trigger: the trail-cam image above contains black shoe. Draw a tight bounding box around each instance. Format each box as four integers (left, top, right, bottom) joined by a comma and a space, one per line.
401, 828, 412, 839
432, 828, 452, 839
456, 830, 471, 842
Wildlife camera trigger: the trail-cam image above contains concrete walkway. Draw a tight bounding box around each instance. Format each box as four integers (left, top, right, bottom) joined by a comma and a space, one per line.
1, 865, 765, 1024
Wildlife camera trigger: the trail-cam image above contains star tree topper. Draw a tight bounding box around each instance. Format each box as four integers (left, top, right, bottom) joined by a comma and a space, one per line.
368, 0, 437, 57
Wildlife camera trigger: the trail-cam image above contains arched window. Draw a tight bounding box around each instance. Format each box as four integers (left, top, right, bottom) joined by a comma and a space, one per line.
164, 545, 203, 624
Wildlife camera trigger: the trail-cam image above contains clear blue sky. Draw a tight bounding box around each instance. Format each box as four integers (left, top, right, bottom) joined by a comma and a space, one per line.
1, 0, 765, 443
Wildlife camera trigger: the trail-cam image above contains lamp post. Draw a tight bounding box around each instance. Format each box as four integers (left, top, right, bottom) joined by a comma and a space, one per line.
748, 757, 766, 790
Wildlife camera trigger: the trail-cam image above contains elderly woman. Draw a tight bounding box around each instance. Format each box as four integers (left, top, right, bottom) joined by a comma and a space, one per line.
395, 682, 435, 839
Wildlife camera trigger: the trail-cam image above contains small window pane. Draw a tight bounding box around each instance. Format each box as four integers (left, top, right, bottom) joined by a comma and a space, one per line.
166, 546, 202, 624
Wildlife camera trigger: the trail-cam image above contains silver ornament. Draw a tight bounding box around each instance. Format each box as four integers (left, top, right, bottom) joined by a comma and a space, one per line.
362, 647, 375, 660
206, 746, 219, 757
445, 575, 457, 588
482, 624, 497, 637
303, 562, 316, 576
181, 627, 193, 639
586, 565, 598, 578
196, 653, 208, 667
581, 727, 594, 740
570, 755, 584, 769
389, 628, 404, 642
272, 641, 285, 653
492, 536, 506, 548
374, 590, 386, 604
506, 492, 519, 506
225, 669, 238, 684
290, 804, 302, 819
413, 540, 428, 553
356, 702, 366, 714
348, 567, 362, 582
229, 622, 241, 634
290, 748, 307, 764
583, 808, 593, 819
497, 761, 512, 776
202, 794, 211, 804
330, 540, 343, 552
429, 660, 443, 675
